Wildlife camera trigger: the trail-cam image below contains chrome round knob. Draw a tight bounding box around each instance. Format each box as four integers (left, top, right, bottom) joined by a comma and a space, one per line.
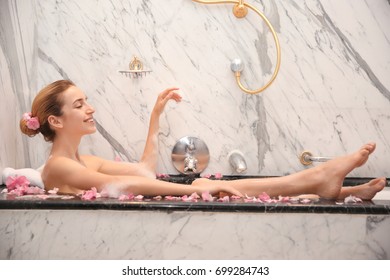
171, 136, 210, 175
230, 58, 244, 72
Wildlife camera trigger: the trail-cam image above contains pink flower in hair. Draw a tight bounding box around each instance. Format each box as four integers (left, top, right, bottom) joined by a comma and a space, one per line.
23, 112, 40, 130
27, 117, 40, 130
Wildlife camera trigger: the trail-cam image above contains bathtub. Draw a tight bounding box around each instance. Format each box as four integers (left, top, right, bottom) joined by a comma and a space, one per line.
0, 176, 389, 260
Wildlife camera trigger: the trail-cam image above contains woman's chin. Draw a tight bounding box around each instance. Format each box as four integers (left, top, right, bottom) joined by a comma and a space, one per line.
86, 127, 97, 134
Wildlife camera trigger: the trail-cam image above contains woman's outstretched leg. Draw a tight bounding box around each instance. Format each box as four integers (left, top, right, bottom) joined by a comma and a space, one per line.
193, 143, 377, 199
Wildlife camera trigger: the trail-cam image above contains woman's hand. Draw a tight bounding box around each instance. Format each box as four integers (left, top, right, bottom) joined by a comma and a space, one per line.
152, 87, 182, 116
192, 178, 243, 197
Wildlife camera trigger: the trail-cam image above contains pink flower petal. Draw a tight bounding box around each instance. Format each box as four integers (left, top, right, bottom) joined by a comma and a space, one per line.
156, 173, 170, 179
300, 198, 311, 204
26, 186, 45, 195
189, 192, 200, 200
8, 185, 30, 196
278, 195, 290, 202
289, 197, 300, 203
344, 195, 363, 204
48, 188, 59, 194
258, 192, 271, 202
6, 175, 30, 191
164, 195, 182, 201
217, 196, 230, 202
118, 194, 130, 201
201, 191, 214, 202
22, 112, 31, 120
181, 192, 200, 202
81, 187, 98, 200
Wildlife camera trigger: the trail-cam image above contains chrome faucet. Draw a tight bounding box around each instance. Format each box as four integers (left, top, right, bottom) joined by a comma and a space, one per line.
228, 150, 247, 173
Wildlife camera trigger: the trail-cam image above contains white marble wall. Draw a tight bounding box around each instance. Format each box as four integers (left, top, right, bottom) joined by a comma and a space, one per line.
1, 0, 389, 177
1, 210, 389, 259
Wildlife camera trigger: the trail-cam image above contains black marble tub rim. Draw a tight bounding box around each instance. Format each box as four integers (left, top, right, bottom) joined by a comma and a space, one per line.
1, 176, 389, 214
158, 175, 390, 187
1, 195, 390, 214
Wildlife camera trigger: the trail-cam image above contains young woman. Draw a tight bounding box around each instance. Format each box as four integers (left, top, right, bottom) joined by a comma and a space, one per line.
20, 80, 386, 199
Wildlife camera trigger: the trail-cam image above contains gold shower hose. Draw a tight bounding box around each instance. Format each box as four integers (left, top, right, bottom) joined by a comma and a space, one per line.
192, 0, 281, 95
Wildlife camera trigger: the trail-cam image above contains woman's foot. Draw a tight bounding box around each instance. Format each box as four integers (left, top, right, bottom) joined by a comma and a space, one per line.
313, 143, 376, 199
338, 177, 386, 200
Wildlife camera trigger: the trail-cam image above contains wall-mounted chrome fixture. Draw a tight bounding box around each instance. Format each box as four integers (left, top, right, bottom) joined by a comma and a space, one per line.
299, 151, 333, 166
192, 0, 281, 95
171, 136, 210, 175
228, 150, 247, 173
118, 56, 152, 79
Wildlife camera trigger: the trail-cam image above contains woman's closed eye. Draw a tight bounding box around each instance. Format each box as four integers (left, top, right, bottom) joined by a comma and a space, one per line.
73, 97, 88, 109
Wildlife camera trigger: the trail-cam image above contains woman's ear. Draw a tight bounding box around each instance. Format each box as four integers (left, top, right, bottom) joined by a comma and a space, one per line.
48, 115, 63, 129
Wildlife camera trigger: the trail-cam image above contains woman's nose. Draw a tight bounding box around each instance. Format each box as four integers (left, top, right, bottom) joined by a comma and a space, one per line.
86, 103, 95, 113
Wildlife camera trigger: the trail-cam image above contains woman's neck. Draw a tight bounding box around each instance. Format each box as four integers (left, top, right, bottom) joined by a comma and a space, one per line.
50, 135, 82, 162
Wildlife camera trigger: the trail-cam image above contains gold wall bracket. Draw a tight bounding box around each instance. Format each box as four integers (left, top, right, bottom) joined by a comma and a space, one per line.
192, 0, 281, 95
119, 56, 152, 79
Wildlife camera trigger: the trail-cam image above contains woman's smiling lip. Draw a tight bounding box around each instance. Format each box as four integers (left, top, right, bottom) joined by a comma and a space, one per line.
84, 117, 94, 122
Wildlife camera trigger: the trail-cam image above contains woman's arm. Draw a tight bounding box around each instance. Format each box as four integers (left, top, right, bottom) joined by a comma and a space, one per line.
82, 155, 155, 178
87, 88, 181, 178
140, 87, 181, 172
44, 156, 242, 197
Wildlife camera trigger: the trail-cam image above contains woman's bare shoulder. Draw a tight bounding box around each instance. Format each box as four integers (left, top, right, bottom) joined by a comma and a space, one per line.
43, 156, 84, 176
42, 155, 110, 192
80, 154, 105, 170
41, 156, 86, 192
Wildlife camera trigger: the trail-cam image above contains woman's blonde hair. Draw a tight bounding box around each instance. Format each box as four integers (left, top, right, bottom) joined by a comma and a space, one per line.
20, 80, 75, 142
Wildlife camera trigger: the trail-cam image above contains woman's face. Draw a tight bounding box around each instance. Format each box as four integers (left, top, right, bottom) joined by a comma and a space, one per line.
58, 86, 96, 136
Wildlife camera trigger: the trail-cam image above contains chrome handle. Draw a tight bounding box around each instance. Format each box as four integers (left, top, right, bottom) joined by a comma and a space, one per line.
184, 155, 198, 173
300, 151, 333, 166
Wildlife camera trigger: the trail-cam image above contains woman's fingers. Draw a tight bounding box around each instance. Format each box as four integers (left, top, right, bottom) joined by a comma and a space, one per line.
162, 89, 181, 102
154, 88, 182, 114
225, 187, 243, 198
160, 87, 180, 99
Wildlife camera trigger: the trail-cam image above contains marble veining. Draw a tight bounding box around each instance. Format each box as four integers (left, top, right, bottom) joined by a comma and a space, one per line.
0, 210, 389, 259
1, 0, 389, 178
